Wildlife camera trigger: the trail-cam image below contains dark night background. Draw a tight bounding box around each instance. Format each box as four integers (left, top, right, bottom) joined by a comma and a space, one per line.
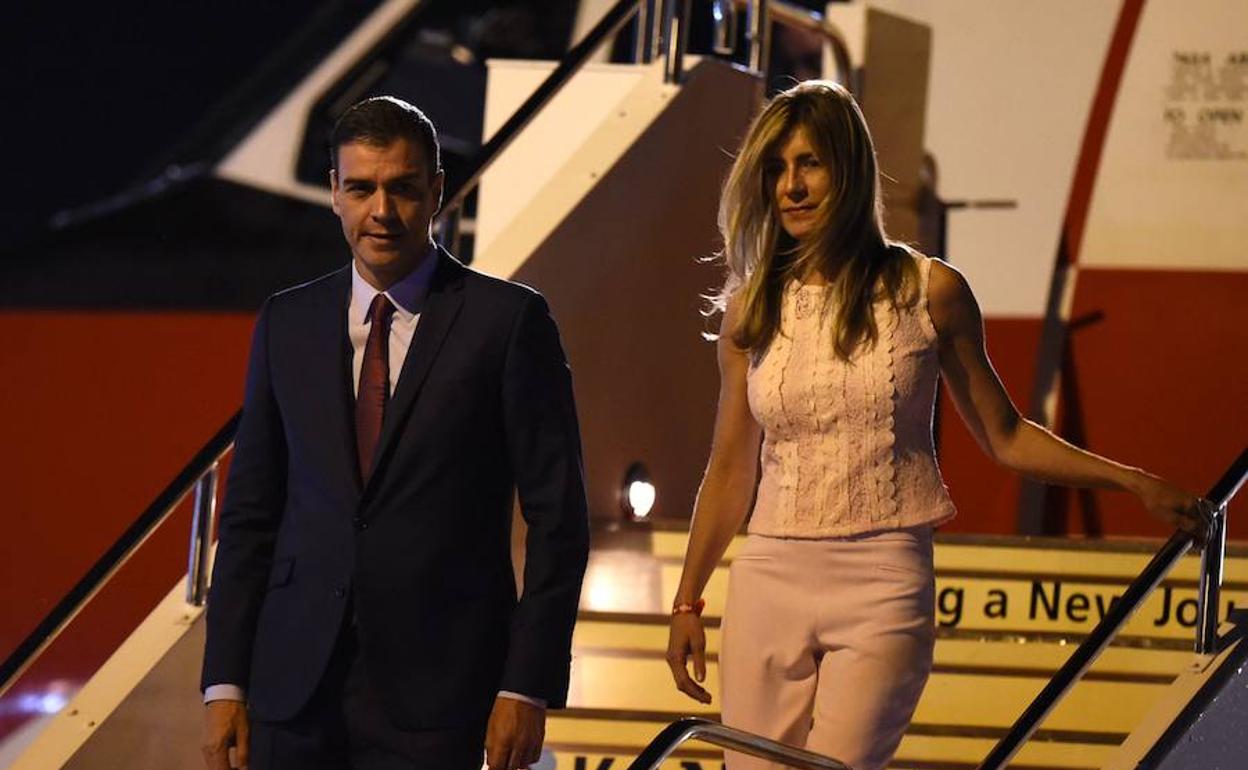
0, 0, 605, 252
2, 2, 339, 249
1, 0, 826, 258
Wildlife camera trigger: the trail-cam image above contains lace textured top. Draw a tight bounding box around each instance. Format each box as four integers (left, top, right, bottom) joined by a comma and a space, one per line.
746, 253, 957, 538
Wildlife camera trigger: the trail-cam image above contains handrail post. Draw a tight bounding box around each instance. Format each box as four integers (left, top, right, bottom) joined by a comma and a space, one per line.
711, 0, 738, 55
662, 0, 693, 84
186, 465, 219, 606
647, 0, 664, 64
1196, 502, 1228, 655
746, 0, 771, 77
635, 0, 653, 63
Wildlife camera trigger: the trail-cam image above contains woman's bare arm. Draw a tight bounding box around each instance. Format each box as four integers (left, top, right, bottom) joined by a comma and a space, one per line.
927, 259, 1206, 534
667, 294, 763, 703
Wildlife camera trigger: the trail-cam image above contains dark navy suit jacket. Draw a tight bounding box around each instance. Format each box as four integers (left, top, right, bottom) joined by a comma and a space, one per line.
201, 249, 589, 729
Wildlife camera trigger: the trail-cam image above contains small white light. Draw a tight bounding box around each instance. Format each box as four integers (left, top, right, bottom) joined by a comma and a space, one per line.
628, 480, 657, 519
621, 462, 656, 520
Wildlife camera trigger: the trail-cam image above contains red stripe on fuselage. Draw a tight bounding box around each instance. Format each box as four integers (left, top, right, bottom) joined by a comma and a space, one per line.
1059, 0, 1148, 266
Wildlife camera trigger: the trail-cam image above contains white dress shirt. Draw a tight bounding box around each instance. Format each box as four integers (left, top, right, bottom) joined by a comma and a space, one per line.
347, 250, 436, 396
206, 251, 543, 710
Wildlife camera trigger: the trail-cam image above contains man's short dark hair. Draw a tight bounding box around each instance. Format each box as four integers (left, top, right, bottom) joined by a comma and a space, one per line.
329, 96, 441, 177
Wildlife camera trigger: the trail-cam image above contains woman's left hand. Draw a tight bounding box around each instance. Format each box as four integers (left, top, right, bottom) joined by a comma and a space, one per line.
1130, 471, 1212, 542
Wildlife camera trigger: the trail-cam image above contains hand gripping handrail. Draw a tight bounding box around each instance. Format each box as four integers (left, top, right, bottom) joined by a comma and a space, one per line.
978, 446, 1248, 770
627, 718, 852, 770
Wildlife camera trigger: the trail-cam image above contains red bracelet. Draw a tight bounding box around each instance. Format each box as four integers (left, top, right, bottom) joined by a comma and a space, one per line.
671, 599, 706, 616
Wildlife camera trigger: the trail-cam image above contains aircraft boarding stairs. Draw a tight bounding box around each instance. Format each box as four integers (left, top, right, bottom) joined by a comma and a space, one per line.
555, 519, 1248, 770
4, 503, 1248, 770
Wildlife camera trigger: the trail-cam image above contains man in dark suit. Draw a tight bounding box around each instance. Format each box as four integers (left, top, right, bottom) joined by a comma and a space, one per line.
200, 96, 589, 770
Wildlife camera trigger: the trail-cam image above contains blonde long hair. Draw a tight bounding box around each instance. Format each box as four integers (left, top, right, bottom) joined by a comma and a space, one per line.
714, 80, 918, 360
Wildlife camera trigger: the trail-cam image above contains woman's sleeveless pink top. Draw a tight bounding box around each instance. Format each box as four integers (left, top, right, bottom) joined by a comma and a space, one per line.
746, 254, 957, 538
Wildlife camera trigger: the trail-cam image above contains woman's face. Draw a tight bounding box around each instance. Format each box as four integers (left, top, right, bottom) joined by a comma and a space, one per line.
768, 125, 831, 241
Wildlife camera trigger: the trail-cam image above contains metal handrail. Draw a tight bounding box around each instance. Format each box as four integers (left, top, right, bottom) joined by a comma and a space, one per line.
744, 0, 770, 74
1196, 500, 1227, 654
711, 0, 737, 55
437, 0, 649, 230
1194, 445, 1247, 654
633, 0, 657, 64
731, 0, 854, 91
661, 0, 693, 85
440, 0, 855, 242
627, 718, 852, 770
0, 414, 240, 697
186, 465, 220, 606
978, 446, 1248, 770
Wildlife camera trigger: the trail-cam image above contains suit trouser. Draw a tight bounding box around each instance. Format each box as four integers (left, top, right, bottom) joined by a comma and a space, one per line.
249, 614, 487, 770
719, 528, 935, 770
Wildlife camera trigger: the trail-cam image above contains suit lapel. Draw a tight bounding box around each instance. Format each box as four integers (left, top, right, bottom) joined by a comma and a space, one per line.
362, 250, 465, 500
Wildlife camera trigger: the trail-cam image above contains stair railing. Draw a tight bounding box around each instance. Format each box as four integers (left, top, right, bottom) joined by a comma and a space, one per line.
0, 416, 239, 696
977, 446, 1248, 770
725, 0, 854, 92
436, 0, 664, 255
627, 718, 851, 770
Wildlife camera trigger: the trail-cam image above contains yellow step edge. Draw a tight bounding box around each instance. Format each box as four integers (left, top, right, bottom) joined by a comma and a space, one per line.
572, 619, 1191, 678
544, 714, 1112, 768
567, 656, 1161, 733
541, 746, 1104, 770
895, 733, 1111, 768
659, 565, 1248, 639
649, 531, 1248, 585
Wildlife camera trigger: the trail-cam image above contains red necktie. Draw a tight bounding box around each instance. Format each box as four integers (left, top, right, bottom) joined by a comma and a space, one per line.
356, 293, 395, 484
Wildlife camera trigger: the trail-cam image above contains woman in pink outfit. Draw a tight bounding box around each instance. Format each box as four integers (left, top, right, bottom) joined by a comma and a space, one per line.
665, 81, 1207, 770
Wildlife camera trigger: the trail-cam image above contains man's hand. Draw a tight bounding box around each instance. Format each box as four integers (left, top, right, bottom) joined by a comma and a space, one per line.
201, 700, 249, 770
485, 695, 545, 770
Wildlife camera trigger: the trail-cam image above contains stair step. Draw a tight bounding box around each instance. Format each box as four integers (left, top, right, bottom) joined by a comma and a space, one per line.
649, 531, 1248, 584
562, 532, 1235, 769
545, 708, 1114, 769
573, 614, 1190, 680
646, 533, 1248, 640
569, 648, 1161, 734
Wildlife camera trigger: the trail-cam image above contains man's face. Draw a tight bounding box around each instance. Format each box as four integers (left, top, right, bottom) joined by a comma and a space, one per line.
330, 137, 443, 288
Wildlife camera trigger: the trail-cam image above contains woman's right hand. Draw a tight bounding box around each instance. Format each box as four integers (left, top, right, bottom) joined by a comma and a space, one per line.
1128, 470, 1211, 542
666, 613, 712, 704
663, 294, 757, 707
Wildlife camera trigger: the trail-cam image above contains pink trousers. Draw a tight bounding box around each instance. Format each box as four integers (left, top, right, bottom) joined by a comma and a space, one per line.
719, 528, 935, 770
